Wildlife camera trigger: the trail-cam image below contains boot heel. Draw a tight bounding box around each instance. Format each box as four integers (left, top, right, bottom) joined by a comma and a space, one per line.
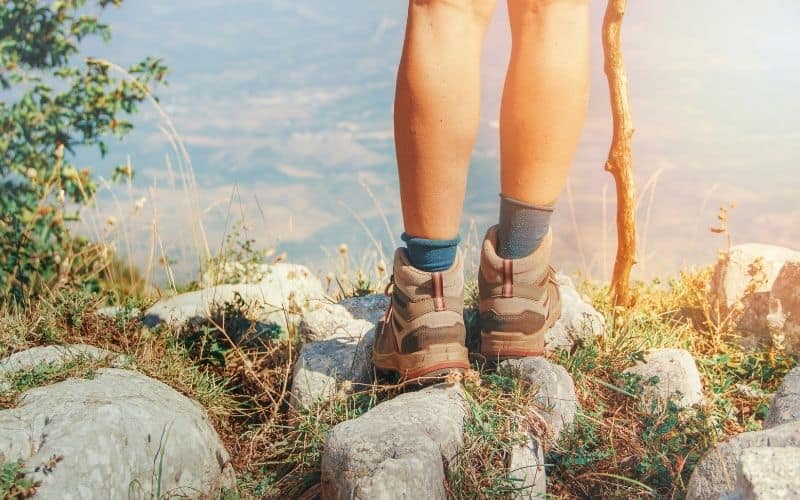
479, 331, 545, 360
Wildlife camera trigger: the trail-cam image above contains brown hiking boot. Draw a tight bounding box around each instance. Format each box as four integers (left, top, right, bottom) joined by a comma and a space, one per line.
372, 248, 470, 383
478, 225, 562, 360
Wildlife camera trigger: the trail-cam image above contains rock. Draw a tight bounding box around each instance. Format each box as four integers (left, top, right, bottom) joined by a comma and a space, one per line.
767, 262, 800, 354
709, 244, 800, 352
765, 367, 800, 429
729, 447, 800, 500
0, 368, 234, 499
710, 244, 800, 313
321, 384, 466, 499
623, 348, 704, 411
290, 324, 375, 408
298, 303, 364, 343
508, 438, 546, 499
0, 345, 128, 393
95, 305, 141, 320
201, 260, 272, 287
339, 294, 390, 324
686, 421, 800, 500
545, 274, 605, 352
500, 357, 578, 441
291, 297, 382, 408
143, 263, 326, 332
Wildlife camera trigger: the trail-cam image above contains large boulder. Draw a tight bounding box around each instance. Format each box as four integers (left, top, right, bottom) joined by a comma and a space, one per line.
0, 368, 234, 499
623, 348, 704, 412
709, 244, 800, 353
321, 384, 466, 500
686, 421, 800, 499
728, 447, 800, 500
765, 367, 800, 429
143, 263, 327, 332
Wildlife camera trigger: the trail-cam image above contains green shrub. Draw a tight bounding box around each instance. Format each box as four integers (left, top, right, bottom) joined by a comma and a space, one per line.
0, 0, 167, 302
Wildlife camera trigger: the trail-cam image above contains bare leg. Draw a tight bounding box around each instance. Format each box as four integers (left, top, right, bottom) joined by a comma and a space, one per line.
395, 0, 497, 240
501, 0, 589, 205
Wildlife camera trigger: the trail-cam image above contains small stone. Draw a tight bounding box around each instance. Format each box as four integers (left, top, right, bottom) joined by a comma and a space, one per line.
0, 368, 234, 498
623, 348, 704, 411
321, 384, 466, 500
545, 274, 605, 352
290, 322, 375, 408
508, 437, 546, 499
731, 447, 800, 500
687, 421, 800, 500
765, 367, 800, 429
500, 357, 578, 441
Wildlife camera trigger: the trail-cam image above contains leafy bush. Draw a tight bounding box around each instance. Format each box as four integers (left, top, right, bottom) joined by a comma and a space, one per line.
0, 0, 167, 302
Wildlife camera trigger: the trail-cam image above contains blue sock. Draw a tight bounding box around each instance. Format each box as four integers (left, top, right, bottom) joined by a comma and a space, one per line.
497, 194, 554, 259
401, 233, 460, 272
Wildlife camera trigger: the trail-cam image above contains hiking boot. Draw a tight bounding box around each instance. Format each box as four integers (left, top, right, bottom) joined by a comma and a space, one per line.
372, 248, 470, 383
478, 225, 561, 360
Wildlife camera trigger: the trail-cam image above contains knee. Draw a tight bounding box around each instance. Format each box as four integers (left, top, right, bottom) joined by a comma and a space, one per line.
411, 0, 497, 25
508, 0, 588, 28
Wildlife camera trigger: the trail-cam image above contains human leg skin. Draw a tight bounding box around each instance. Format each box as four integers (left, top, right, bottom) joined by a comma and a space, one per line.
500, 0, 589, 205
373, 0, 497, 383
394, 0, 497, 241
478, 0, 589, 360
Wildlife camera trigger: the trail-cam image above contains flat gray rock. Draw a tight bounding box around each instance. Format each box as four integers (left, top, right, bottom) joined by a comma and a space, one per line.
729, 447, 800, 500
321, 384, 466, 500
0, 368, 234, 499
765, 367, 800, 429
143, 263, 326, 331
500, 357, 578, 441
508, 438, 546, 499
623, 348, 704, 411
0, 345, 127, 393
687, 421, 800, 500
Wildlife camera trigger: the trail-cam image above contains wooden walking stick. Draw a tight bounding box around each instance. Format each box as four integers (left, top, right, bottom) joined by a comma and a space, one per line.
602, 0, 637, 307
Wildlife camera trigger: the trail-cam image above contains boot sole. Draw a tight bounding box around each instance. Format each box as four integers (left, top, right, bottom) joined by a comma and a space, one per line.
480, 305, 562, 361
374, 342, 470, 385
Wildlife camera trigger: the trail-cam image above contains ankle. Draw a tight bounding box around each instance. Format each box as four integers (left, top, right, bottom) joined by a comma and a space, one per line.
497, 194, 554, 259
401, 233, 460, 272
